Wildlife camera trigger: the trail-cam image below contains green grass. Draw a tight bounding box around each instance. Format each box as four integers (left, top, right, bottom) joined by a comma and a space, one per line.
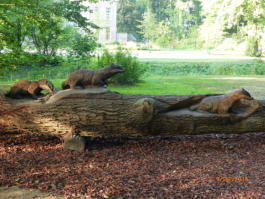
1, 57, 265, 99
108, 75, 265, 99
2, 75, 265, 99
109, 76, 219, 95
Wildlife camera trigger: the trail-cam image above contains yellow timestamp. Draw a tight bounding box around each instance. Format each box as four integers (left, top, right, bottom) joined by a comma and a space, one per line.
216, 176, 249, 182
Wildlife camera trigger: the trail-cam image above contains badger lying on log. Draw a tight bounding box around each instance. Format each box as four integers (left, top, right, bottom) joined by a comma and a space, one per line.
62, 63, 125, 89
190, 88, 257, 114
6, 79, 54, 99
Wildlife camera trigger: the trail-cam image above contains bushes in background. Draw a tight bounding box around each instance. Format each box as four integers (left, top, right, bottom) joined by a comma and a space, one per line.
0, 52, 64, 69
146, 60, 265, 76
91, 50, 146, 85
0, 49, 146, 85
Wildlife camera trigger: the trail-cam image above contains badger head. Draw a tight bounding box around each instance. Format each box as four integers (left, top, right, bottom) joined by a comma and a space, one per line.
38, 79, 55, 94
109, 63, 126, 73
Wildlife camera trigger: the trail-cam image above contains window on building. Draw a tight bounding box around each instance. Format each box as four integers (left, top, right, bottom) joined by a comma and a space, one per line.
106, 7, 111, 20
106, 27, 110, 41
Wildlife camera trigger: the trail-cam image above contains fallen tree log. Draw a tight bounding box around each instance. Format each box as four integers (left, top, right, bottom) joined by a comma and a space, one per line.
0, 88, 263, 150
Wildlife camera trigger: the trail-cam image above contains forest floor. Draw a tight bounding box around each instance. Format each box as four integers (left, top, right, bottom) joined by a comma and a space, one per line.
0, 131, 265, 199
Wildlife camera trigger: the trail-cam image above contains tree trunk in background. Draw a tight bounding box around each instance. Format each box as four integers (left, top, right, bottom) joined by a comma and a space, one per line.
0, 88, 264, 140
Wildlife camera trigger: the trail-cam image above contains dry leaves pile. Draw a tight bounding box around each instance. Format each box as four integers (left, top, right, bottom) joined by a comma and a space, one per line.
0, 132, 265, 198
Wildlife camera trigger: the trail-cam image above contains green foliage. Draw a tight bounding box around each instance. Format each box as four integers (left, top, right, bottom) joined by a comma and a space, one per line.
117, 0, 145, 40
92, 50, 146, 85
245, 37, 262, 57
0, 52, 64, 76
118, 0, 202, 47
0, 1, 29, 53
200, 0, 265, 55
0, 54, 91, 82
153, 22, 172, 48
0, 50, 145, 85
173, 28, 204, 49
66, 30, 98, 57
138, 8, 159, 42
0, 0, 98, 70
145, 60, 265, 76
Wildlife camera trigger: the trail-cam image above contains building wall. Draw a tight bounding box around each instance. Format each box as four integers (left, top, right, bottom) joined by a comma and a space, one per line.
84, 0, 118, 43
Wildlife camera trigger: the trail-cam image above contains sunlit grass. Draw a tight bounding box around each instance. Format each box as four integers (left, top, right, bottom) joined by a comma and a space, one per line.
2, 76, 265, 99
109, 75, 265, 99
108, 76, 218, 95
2, 75, 265, 97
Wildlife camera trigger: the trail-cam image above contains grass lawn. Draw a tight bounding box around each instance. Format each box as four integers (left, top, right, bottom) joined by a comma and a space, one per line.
1, 58, 265, 98
108, 75, 265, 99
2, 75, 264, 97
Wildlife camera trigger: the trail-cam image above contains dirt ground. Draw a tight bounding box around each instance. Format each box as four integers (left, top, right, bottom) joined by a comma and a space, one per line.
0, 131, 265, 199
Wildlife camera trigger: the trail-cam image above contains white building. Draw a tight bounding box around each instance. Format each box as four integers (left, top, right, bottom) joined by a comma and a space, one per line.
83, 0, 118, 43
84, 0, 135, 43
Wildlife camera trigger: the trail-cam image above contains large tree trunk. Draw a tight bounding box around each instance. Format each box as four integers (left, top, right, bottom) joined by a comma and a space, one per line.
0, 88, 263, 150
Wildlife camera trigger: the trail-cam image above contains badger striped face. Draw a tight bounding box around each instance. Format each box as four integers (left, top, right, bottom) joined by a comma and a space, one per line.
109, 63, 126, 73
38, 79, 55, 94
47, 81, 55, 92
241, 88, 252, 98
230, 88, 253, 100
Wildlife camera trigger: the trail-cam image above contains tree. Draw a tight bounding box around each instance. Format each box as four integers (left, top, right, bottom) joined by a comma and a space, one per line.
0, 0, 98, 56
166, 0, 202, 47
117, 0, 203, 47
148, 0, 170, 22
28, 2, 65, 56
220, 0, 265, 56
0, 0, 33, 53
138, 8, 159, 43
117, 0, 145, 40
200, 0, 265, 55
66, 28, 97, 57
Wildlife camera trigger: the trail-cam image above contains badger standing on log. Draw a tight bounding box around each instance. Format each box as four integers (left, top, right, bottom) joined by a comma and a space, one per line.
6, 79, 54, 99
62, 63, 125, 89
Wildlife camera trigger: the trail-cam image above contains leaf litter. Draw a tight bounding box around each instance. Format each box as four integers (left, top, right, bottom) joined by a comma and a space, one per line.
0, 131, 264, 198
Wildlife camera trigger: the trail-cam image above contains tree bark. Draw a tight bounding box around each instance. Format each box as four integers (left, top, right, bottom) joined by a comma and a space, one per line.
0, 88, 263, 141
